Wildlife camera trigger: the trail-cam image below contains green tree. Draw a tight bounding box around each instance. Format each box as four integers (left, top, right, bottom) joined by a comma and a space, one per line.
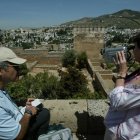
62, 50, 76, 67
59, 66, 89, 98
57, 29, 67, 36
21, 42, 34, 49
41, 74, 60, 99
77, 51, 88, 69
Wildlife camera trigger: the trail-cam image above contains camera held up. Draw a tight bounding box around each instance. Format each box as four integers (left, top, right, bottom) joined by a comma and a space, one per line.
100, 44, 135, 63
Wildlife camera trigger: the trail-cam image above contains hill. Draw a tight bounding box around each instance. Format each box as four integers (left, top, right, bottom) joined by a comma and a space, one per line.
61, 9, 140, 29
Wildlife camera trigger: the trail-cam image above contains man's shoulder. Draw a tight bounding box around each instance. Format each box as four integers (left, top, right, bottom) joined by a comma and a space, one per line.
0, 90, 8, 108
0, 90, 4, 98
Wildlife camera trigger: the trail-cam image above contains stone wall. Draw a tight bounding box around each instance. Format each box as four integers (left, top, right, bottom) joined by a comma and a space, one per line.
43, 99, 108, 137
74, 34, 104, 60
87, 59, 114, 95
18, 52, 62, 65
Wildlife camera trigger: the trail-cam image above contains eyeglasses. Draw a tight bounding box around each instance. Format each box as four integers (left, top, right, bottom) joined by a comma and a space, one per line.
10, 64, 28, 76
3, 62, 28, 76
7, 63, 21, 76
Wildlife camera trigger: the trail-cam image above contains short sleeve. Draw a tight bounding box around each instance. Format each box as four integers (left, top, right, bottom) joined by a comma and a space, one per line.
0, 107, 21, 140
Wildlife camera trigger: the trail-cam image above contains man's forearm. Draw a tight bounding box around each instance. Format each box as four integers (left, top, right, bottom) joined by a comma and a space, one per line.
16, 113, 31, 140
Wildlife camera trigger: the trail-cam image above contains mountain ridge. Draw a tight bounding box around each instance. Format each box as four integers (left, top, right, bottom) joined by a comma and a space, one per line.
61, 9, 140, 29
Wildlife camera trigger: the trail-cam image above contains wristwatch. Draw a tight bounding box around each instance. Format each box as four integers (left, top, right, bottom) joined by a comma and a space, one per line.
25, 109, 32, 116
116, 74, 126, 79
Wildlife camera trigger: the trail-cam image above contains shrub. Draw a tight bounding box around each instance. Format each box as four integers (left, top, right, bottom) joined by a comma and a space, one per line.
6, 72, 60, 103
6, 68, 106, 101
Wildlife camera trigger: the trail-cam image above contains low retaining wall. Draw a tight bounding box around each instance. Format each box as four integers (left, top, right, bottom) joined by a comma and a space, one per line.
43, 99, 109, 135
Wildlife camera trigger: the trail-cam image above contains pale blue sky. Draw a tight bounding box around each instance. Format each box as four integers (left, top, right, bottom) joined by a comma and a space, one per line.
0, 0, 139, 29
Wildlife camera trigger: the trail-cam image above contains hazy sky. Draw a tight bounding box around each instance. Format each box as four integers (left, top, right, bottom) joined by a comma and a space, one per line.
0, 0, 139, 29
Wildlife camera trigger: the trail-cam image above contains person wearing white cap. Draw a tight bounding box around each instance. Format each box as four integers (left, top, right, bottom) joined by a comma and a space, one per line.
0, 47, 50, 140
0, 47, 26, 65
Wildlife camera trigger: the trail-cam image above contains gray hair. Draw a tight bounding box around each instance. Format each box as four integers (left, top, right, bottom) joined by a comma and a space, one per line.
0, 62, 8, 70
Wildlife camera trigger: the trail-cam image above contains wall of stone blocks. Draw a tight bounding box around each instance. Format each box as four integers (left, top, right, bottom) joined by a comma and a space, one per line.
74, 35, 104, 60
43, 99, 109, 136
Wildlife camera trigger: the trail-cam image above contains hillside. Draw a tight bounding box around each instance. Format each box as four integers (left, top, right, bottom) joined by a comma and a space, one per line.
61, 9, 140, 29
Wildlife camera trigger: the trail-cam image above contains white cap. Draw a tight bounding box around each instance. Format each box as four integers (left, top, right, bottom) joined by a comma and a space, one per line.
0, 47, 26, 64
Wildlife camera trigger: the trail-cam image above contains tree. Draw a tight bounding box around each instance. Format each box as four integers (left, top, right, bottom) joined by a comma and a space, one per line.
57, 29, 67, 36
62, 50, 76, 67
21, 42, 34, 49
59, 66, 89, 98
77, 51, 88, 69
